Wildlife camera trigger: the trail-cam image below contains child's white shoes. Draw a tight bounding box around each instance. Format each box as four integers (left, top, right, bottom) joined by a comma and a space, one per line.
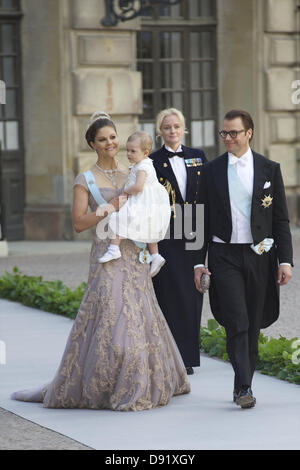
98, 247, 121, 263
150, 254, 165, 277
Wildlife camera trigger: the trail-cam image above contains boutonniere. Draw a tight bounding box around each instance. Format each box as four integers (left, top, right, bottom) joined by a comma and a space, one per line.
261, 194, 273, 208
163, 163, 168, 167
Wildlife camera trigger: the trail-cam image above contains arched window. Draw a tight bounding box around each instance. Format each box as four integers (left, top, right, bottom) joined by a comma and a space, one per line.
137, 0, 217, 160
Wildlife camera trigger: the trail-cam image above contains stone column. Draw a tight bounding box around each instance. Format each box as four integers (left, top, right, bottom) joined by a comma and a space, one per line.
22, 0, 142, 240
22, 0, 74, 240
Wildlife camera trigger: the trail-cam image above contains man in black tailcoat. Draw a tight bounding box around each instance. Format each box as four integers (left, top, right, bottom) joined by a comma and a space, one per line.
195, 109, 293, 408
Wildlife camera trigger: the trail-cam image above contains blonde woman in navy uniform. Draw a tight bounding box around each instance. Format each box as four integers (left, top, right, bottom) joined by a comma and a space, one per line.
150, 108, 208, 375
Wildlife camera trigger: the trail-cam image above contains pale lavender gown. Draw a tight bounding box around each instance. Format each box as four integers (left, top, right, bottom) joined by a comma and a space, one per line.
11, 175, 190, 411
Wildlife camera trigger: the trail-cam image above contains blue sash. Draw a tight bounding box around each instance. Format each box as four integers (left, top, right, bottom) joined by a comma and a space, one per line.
83, 170, 107, 206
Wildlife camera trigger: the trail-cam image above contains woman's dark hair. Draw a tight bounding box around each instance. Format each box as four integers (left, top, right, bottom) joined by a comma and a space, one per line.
85, 116, 117, 148
224, 109, 254, 140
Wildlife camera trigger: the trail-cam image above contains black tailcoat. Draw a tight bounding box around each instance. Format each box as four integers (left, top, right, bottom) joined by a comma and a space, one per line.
199, 151, 293, 329
150, 145, 207, 367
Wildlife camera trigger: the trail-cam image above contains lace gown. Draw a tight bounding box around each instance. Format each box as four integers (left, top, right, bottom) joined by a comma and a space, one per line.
11, 175, 190, 411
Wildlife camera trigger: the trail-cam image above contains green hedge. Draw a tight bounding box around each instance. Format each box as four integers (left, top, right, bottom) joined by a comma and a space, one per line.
201, 319, 300, 385
1, 268, 300, 385
0, 267, 86, 319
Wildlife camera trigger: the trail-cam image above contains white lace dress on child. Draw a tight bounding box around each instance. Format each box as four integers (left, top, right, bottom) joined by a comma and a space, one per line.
109, 158, 171, 243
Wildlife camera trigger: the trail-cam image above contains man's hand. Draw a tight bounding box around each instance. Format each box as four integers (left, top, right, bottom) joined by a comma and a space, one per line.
194, 266, 211, 294
278, 265, 292, 286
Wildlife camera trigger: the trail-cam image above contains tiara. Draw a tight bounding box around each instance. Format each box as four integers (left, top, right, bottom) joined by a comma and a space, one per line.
87, 111, 111, 130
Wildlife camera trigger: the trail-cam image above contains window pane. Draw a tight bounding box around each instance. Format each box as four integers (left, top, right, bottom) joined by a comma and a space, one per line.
0, 0, 19, 9
160, 32, 182, 59
4, 89, 17, 118
161, 62, 183, 89
161, 92, 172, 110
0, 121, 4, 149
191, 92, 202, 119
137, 32, 152, 59
142, 93, 154, 119
201, 31, 213, 58
191, 63, 201, 89
203, 91, 214, 116
159, 3, 181, 17
138, 122, 156, 144
189, 0, 200, 17
6, 120, 19, 150
191, 121, 204, 147
3, 57, 16, 86
200, 0, 215, 17
1, 24, 17, 54
161, 91, 183, 111
173, 92, 183, 110
202, 61, 213, 88
138, 62, 153, 90
204, 120, 215, 146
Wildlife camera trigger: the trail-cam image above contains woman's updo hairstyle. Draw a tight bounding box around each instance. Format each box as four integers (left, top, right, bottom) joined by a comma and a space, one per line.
155, 107, 187, 138
85, 111, 117, 148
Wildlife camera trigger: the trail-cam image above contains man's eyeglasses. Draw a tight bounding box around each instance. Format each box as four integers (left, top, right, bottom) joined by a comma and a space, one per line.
219, 129, 246, 139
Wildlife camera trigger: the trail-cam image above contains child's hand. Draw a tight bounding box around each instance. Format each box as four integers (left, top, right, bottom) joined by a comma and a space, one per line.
109, 195, 128, 211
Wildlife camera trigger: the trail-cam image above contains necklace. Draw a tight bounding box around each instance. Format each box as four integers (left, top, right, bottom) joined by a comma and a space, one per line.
95, 162, 118, 186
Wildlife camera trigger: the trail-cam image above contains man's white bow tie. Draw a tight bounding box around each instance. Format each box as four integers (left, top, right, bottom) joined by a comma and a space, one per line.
229, 154, 248, 166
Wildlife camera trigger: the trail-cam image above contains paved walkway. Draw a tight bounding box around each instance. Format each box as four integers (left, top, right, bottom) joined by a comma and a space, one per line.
0, 299, 299, 450
0, 234, 300, 450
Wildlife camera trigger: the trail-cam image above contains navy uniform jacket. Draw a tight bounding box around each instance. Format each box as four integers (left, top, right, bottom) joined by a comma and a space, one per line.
149, 144, 207, 367
150, 145, 207, 263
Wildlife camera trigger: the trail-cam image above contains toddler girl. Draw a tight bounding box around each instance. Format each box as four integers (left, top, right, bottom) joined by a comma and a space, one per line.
97, 131, 171, 277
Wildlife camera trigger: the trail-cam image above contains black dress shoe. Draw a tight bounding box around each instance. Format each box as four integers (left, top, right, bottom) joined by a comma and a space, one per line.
236, 388, 256, 408
186, 367, 194, 375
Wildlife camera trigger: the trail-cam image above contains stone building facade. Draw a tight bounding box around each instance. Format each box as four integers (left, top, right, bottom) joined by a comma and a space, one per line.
0, 0, 299, 240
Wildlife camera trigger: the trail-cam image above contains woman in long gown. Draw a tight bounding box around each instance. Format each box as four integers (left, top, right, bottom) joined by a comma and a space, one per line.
11, 112, 190, 411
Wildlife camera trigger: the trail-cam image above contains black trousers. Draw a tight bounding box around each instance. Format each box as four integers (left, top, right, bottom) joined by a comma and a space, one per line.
153, 239, 203, 367
208, 243, 270, 390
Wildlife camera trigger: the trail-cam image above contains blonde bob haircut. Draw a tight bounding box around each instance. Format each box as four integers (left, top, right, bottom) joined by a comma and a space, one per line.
155, 108, 187, 137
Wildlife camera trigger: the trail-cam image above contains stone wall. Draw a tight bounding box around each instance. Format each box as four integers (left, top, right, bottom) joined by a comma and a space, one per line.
261, 0, 300, 222
70, 0, 142, 175
217, 0, 300, 223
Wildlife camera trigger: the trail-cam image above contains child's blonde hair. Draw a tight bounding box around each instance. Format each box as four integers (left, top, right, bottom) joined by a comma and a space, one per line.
127, 131, 153, 154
